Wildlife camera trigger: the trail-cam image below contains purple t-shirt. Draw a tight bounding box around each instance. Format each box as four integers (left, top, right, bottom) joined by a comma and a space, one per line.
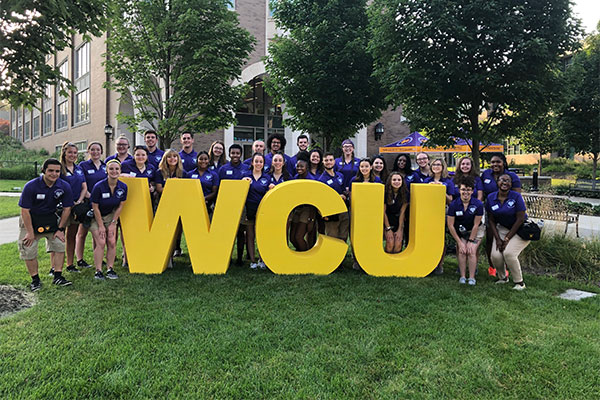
318, 171, 345, 195
447, 197, 484, 232
186, 169, 220, 197
481, 169, 522, 197
423, 176, 456, 197
121, 160, 157, 184
19, 176, 74, 215
61, 164, 86, 199
79, 159, 107, 192
242, 171, 271, 205
147, 148, 165, 169
90, 179, 128, 216
179, 149, 198, 173
218, 162, 248, 181
105, 153, 133, 164
485, 190, 527, 229
453, 176, 484, 200
334, 157, 360, 190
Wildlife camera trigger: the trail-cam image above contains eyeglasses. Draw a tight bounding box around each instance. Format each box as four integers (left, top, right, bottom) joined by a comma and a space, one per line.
416, 157, 428, 161
117, 143, 129, 147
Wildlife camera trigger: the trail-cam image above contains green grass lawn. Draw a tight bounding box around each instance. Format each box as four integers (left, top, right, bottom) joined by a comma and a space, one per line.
1, 239, 599, 399
0, 196, 20, 219
0, 179, 27, 192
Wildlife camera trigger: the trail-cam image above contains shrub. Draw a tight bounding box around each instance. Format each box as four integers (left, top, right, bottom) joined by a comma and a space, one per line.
522, 233, 600, 282
0, 165, 38, 180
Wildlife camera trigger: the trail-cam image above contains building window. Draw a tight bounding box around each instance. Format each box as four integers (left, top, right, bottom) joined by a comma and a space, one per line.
24, 110, 31, 141
74, 43, 90, 124
17, 107, 23, 141
11, 109, 16, 138
56, 60, 69, 130
32, 115, 40, 139
42, 85, 53, 135
55, 140, 86, 154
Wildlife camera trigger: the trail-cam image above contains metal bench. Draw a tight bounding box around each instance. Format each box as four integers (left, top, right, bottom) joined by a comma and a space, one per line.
522, 193, 579, 237
569, 179, 600, 193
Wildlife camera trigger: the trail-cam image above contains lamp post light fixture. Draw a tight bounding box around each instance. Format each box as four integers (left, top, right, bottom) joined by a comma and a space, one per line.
374, 122, 384, 141
104, 124, 113, 155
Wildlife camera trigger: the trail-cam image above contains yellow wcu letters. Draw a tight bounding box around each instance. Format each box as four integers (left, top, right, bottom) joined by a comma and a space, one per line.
119, 178, 445, 277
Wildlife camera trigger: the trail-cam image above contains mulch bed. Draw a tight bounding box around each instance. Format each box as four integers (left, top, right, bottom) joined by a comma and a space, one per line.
0, 285, 36, 318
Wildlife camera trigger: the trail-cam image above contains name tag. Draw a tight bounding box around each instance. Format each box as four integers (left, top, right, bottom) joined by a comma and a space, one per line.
102, 193, 110, 199
327, 179, 333, 185
192, 174, 198, 179
455, 211, 463, 216
129, 172, 137, 177
226, 170, 233, 175
88, 169, 95, 174
491, 204, 499, 211
36, 194, 46, 200
484, 179, 491, 184
67, 172, 72, 176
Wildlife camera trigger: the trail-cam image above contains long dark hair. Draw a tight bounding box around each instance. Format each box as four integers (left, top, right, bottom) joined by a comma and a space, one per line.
385, 172, 408, 206
371, 154, 389, 183
354, 158, 376, 182
490, 152, 509, 171
309, 148, 324, 175
454, 156, 478, 184
208, 140, 226, 166
268, 151, 291, 181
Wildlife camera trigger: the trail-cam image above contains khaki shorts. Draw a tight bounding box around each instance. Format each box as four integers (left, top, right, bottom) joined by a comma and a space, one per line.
292, 205, 316, 224
89, 212, 116, 232
18, 217, 65, 260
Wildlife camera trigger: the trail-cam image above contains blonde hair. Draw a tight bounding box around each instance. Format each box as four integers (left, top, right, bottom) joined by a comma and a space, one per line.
159, 149, 184, 179
430, 157, 449, 179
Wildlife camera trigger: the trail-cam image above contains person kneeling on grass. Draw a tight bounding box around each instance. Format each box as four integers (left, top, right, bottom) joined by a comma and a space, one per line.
447, 177, 484, 286
90, 159, 128, 280
18, 158, 74, 291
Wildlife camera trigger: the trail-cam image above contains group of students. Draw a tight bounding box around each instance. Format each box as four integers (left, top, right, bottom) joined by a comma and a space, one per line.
18, 129, 530, 291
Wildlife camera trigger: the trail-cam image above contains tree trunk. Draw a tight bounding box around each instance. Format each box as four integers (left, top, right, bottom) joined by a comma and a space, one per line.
593, 153, 598, 190
469, 105, 481, 173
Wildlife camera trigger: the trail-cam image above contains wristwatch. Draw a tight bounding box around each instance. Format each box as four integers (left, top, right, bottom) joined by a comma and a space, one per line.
468, 239, 478, 243
57, 227, 65, 232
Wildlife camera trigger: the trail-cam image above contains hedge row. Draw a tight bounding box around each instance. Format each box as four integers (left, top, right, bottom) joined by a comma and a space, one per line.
0, 165, 38, 180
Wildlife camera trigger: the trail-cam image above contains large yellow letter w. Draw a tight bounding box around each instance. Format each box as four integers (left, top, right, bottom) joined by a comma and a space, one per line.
119, 177, 249, 274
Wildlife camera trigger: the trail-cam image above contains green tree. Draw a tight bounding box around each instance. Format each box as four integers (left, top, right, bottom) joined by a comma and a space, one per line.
369, 0, 581, 169
558, 25, 600, 185
0, 0, 107, 107
519, 113, 561, 175
104, 0, 254, 147
266, 0, 386, 150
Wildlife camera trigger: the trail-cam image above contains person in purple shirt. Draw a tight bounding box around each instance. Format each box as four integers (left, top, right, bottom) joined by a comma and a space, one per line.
217, 144, 248, 265
144, 130, 165, 169
208, 140, 226, 171
486, 174, 529, 290
334, 139, 360, 193
392, 153, 421, 187
90, 159, 128, 280
242, 153, 271, 270
58, 142, 88, 274
447, 177, 484, 286
121, 146, 157, 188
179, 132, 198, 173
453, 156, 483, 201
351, 158, 383, 185
18, 158, 74, 290
289, 134, 309, 174
318, 152, 348, 245
186, 151, 220, 209
76, 141, 107, 269
265, 133, 295, 174
268, 152, 292, 187
423, 158, 455, 205
218, 144, 248, 181
414, 152, 431, 182
481, 153, 522, 277
105, 135, 133, 164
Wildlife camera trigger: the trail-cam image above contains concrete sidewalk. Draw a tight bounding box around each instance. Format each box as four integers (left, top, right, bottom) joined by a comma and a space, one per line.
0, 192, 21, 197
0, 217, 18, 245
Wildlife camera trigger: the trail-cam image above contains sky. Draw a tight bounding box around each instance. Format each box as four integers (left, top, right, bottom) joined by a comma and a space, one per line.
573, 0, 599, 34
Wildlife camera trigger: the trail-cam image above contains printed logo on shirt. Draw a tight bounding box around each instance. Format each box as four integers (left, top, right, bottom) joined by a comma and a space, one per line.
468, 206, 477, 214
156, 156, 161, 162
206, 175, 212, 181
507, 199, 515, 208
66, 172, 72, 177
53, 189, 64, 199
260, 178, 269, 185
146, 170, 152, 176
116, 188, 125, 199
76, 169, 84, 175
192, 158, 197, 164
101, 166, 106, 172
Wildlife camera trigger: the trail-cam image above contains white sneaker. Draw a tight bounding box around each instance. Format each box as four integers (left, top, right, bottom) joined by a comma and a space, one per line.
495, 277, 509, 284
467, 278, 476, 286
250, 262, 258, 270
258, 260, 267, 270
458, 277, 466, 284
513, 283, 526, 291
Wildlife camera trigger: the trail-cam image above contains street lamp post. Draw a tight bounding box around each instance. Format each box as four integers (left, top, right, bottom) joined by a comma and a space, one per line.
104, 124, 113, 156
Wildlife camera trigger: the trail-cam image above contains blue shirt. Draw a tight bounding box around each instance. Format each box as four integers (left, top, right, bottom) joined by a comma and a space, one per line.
318, 171, 345, 195
242, 171, 271, 205
121, 160, 157, 184
447, 197, 484, 232
293, 172, 317, 180
79, 159, 107, 192
481, 169, 522, 197
270, 173, 290, 186
91, 179, 128, 216
485, 190, 527, 229
209, 160, 224, 172
452, 175, 483, 200
19, 176, 74, 215
415, 169, 429, 182
350, 175, 383, 187
179, 149, 198, 173
61, 164, 86, 200
147, 148, 165, 169
334, 157, 360, 190
423, 176, 456, 197
218, 162, 248, 181
186, 169, 220, 198
105, 153, 133, 164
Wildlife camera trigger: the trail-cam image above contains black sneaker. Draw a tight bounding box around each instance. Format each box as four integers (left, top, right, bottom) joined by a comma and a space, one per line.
94, 271, 105, 280
106, 269, 118, 280
30, 281, 42, 292
77, 259, 92, 269
52, 276, 73, 287
48, 267, 55, 276
66, 264, 79, 273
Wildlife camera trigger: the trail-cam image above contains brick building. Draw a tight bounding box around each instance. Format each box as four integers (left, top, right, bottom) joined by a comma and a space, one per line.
9, 1, 409, 160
